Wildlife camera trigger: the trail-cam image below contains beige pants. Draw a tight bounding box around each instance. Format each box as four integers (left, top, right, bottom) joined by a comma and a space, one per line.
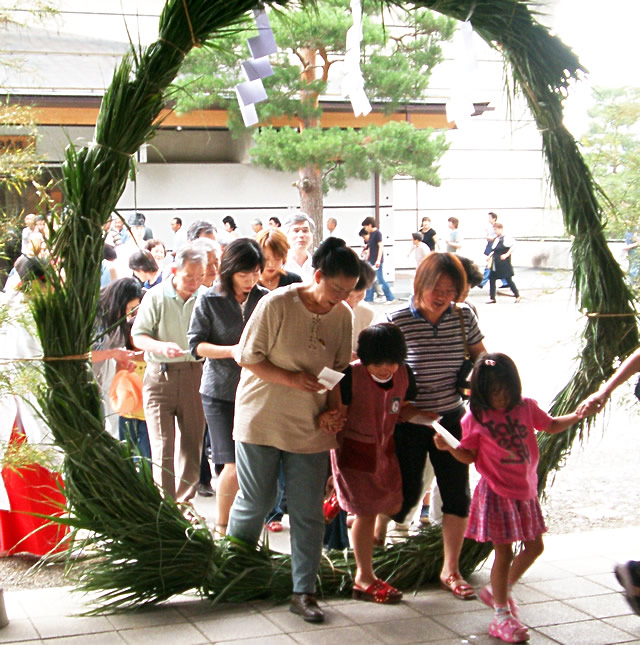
143, 361, 204, 502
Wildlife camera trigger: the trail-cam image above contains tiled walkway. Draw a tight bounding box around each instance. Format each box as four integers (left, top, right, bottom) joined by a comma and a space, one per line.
2, 525, 639, 644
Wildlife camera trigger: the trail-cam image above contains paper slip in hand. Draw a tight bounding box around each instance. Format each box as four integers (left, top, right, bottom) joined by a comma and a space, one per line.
412, 414, 460, 449
317, 367, 344, 391
432, 420, 461, 450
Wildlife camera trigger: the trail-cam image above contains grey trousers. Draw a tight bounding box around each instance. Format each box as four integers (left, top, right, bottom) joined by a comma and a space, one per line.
229, 441, 328, 594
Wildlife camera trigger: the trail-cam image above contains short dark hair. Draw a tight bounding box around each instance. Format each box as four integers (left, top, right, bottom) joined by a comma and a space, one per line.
361, 216, 376, 227
412, 232, 424, 242
311, 237, 360, 279
144, 238, 166, 254
488, 212, 498, 221
186, 220, 216, 241
219, 238, 264, 296
222, 215, 237, 230
128, 211, 146, 227
469, 352, 522, 423
448, 216, 459, 228
354, 258, 375, 291
357, 323, 407, 366
128, 250, 158, 273
358, 228, 367, 239
458, 256, 483, 289
172, 217, 183, 226
269, 216, 281, 227
103, 244, 117, 262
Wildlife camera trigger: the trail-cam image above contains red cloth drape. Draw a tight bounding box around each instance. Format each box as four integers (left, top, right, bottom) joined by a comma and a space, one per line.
0, 415, 68, 556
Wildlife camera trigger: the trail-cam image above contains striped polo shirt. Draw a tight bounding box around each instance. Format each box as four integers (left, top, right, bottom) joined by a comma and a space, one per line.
387, 299, 483, 414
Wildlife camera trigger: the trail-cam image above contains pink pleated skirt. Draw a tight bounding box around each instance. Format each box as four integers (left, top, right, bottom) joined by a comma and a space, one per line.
465, 477, 547, 544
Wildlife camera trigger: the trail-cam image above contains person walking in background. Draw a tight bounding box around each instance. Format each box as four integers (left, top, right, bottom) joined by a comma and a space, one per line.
578, 347, 640, 616
435, 353, 587, 643
131, 245, 207, 504
446, 217, 463, 254
362, 216, 395, 303
326, 217, 338, 238
251, 218, 264, 238
480, 213, 508, 289
408, 232, 429, 268
487, 223, 520, 304
170, 217, 187, 255
419, 216, 438, 251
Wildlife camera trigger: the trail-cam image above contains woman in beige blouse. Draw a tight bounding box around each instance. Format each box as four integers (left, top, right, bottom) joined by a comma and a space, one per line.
228, 237, 360, 624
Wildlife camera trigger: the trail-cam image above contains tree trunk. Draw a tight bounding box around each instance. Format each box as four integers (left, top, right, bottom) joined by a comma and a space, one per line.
297, 165, 324, 248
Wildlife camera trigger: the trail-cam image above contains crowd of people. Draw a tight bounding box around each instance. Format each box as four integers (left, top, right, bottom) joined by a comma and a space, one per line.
2, 208, 639, 642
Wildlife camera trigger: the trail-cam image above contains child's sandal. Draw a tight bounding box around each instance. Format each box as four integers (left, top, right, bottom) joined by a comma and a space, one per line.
352, 579, 403, 604
478, 585, 520, 619
488, 615, 529, 643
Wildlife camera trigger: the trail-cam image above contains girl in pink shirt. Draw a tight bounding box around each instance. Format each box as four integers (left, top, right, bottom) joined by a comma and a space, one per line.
435, 353, 586, 643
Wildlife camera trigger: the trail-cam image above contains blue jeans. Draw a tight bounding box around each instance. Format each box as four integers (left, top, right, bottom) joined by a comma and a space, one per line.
365, 265, 395, 302
228, 442, 328, 593
118, 417, 151, 461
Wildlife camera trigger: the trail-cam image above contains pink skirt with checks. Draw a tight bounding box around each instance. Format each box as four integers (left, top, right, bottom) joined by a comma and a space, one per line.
465, 478, 547, 544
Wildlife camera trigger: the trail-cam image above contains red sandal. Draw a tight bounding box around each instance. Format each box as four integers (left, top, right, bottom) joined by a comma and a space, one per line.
439, 572, 476, 600
352, 579, 403, 604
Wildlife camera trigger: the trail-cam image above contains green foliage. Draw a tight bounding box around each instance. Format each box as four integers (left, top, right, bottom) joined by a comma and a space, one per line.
581, 87, 640, 238
250, 121, 449, 192
174, 0, 455, 218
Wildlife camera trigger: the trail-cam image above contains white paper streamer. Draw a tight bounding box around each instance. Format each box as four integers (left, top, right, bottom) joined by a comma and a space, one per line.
236, 9, 277, 127
342, 0, 371, 117
445, 21, 477, 129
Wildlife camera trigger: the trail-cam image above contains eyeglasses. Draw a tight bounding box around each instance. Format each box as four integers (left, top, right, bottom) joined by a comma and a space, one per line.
431, 288, 457, 298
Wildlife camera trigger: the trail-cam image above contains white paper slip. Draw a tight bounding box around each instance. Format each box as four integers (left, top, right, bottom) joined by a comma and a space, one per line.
411, 413, 441, 427
432, 420, 461, 450
317, 366, 344, 391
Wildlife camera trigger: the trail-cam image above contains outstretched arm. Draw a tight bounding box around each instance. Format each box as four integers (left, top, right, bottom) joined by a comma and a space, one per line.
577, 347, 640, 416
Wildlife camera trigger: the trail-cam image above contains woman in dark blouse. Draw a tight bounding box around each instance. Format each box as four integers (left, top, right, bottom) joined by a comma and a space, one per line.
187, 238, 267, 535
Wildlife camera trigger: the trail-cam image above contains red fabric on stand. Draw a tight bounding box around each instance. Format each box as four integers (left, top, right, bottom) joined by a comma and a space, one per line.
0, 415, 68, 557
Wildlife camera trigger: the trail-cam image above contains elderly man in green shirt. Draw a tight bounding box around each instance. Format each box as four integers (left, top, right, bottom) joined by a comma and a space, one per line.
132, 244, 207, 502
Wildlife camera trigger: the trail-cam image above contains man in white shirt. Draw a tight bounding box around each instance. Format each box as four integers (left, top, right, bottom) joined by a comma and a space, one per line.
283, 212, 315, 281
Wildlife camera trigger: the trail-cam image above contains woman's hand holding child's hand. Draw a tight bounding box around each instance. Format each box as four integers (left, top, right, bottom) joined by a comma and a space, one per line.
318, 409, 345, 434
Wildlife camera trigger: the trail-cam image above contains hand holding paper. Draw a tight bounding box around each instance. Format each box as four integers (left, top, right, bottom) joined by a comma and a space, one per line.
412, 414, 461, 450
317, 366, 344, 391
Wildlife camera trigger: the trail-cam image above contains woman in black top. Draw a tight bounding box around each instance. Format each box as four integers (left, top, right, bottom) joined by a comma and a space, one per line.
419, 216, 438, 252
487, 223, 520, 304
256, 228, 303, 291
187, 238, 268, 535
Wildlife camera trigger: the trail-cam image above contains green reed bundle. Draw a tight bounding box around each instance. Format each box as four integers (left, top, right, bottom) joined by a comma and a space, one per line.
26, 0, 636, 611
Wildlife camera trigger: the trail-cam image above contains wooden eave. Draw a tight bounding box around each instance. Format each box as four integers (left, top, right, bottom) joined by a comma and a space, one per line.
3, 94, 492, 130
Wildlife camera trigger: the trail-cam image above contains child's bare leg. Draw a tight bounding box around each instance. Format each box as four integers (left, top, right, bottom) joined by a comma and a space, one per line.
491, 543, 514, 606
352, 515, 377, 588
508, 535, 544, 586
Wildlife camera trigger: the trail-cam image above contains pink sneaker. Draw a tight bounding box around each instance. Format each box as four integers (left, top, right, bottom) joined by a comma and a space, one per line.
478, 585, 520, 619
488, 615, 529, 643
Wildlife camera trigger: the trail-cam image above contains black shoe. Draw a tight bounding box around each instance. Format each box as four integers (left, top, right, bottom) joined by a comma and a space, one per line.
197, 482, 215, 497
486, 299, 496, 304
289, 593, 324, 623
615, 562, 640, 616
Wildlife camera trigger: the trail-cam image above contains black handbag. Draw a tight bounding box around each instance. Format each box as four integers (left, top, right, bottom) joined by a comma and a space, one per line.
455, 307, 473, 399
